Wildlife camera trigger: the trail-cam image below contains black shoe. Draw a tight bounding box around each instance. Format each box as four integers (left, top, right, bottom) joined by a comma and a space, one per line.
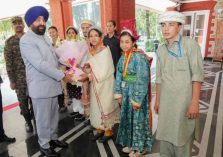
73, 113, 81, 118
74, 114, 85, 121
87, 125, 94, 131
40, 147, 57, 157
98, 135, 112, 143
0, 134, 16, 143
50, 140, 68, 148
91, 132, 104, 141
25, 122, 33, 133
84, 120, 91, 126
69, 112, 79, 117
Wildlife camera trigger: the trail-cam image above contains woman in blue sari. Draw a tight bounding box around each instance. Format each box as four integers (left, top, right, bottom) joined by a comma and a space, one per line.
114, 29, 153, 157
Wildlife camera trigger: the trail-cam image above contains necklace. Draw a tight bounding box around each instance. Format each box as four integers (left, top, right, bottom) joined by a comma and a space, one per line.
123, 47, 136, 78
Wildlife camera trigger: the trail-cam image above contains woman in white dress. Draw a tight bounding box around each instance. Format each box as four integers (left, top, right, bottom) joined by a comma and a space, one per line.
80, 26, 119, 143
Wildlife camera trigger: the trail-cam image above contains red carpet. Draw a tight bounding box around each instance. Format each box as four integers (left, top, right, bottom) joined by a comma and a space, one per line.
3, 102, 19, 111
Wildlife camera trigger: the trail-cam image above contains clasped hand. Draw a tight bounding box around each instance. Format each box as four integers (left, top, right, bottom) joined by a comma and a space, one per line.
63, 73, 74, 83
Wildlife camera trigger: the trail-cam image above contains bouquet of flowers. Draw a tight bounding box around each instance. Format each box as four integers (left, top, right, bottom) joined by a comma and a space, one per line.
55, 40, 88, 84
64, 58, 84, 83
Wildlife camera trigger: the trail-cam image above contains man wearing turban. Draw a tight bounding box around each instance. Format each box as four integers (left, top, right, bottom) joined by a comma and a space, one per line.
154, 11, 204, 157
20, 6, 72, 157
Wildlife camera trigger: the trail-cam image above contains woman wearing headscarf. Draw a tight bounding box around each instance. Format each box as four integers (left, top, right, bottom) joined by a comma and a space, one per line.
79, 26, 119, 143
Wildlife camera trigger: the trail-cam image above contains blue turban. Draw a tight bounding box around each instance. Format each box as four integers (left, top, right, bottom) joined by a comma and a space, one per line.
24, 6, 49, 27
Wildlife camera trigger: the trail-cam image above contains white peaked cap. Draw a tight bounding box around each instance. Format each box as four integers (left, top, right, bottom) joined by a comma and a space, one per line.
81, 19, 95, 26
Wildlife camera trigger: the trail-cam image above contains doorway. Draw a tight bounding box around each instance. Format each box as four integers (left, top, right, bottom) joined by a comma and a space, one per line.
182, 10, 210, 57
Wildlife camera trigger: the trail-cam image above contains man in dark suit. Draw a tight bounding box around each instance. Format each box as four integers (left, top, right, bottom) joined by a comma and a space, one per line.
0, 75, 16, 143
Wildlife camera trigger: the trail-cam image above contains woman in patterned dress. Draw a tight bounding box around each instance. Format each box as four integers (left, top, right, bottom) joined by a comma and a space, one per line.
114, 29, 153, 157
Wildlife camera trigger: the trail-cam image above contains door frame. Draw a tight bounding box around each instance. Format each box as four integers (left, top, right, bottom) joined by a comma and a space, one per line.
182, 10, 210, 57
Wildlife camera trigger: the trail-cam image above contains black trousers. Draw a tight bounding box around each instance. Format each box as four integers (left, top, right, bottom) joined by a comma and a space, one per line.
0, 89, 5, 138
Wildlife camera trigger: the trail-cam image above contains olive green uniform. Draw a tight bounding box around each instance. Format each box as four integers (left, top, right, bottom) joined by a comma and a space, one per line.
4, 34, 32, 122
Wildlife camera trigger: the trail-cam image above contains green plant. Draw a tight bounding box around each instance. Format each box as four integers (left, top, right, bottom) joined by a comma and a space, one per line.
145, 39, 155, 52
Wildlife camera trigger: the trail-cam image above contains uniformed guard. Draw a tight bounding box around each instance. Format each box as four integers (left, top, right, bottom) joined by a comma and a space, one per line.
4, 16, 33, 132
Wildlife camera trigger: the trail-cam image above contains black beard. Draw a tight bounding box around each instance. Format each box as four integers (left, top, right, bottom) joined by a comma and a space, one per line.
32, 25, 46, 35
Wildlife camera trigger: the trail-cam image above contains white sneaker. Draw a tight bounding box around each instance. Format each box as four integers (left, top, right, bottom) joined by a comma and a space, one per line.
122, 147, 132, 153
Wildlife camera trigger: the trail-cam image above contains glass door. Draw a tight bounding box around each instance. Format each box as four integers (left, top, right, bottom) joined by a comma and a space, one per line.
182, 13, 194, 38
182, 11, 209, 57
194, 12, 208, 57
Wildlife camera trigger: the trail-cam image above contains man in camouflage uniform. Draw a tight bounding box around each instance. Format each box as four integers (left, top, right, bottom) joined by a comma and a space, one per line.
4, 16, 33, 132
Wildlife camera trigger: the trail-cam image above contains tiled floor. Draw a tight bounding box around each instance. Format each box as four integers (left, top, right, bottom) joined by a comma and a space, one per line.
0, 61, 222, 157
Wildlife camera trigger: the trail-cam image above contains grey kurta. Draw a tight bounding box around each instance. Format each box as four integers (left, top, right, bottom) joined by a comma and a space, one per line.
155, 35, 204, 146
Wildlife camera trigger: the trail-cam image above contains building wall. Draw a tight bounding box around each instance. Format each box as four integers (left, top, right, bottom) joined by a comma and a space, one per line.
100, 0, 135, 33
180, 1, 217, 57
49, 0, 73, 39
213, 19, 223, 60
50, 0, 135, 38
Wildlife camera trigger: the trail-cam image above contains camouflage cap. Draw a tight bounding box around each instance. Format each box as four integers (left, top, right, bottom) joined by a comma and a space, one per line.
11, 16, 23, 23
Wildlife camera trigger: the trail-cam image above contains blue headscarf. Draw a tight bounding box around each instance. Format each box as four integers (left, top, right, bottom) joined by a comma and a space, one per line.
24, 6, 49, 27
